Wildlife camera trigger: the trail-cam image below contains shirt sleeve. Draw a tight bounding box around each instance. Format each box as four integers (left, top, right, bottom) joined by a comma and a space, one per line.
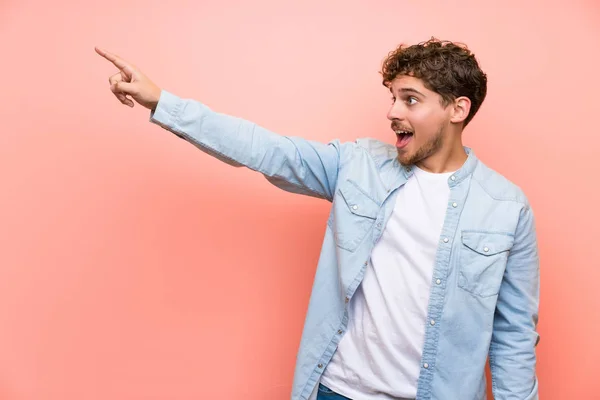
489, 204, 541, 400
149, 90, 351, 201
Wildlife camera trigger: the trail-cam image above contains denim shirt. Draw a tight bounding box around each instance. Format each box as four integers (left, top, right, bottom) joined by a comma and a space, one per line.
150, 90, 540, 400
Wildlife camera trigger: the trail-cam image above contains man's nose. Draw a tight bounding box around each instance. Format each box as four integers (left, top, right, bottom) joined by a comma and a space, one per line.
387, 102, 405, 121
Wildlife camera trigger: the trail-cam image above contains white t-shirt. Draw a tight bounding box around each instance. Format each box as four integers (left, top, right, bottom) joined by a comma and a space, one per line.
321, 166, 454, 399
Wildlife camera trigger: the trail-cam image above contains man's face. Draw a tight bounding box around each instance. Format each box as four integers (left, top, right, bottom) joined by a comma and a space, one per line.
387, 75, 454, 166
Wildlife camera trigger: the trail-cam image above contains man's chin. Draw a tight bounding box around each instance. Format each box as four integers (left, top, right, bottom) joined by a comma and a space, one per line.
397, 153, 413, 167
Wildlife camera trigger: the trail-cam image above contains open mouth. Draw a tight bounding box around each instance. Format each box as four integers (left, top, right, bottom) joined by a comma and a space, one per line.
395, 129, 413, 149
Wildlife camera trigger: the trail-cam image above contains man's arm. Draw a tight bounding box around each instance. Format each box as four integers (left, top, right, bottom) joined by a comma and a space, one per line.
489, 205, 541, 400
149, 90, 345, 201
96, 47, 346, 201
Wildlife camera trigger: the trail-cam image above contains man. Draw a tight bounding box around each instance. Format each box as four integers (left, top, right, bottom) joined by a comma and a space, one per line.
96, 38, 540, 400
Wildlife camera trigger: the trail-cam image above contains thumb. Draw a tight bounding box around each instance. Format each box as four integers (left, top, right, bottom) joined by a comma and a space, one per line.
113, 80, 137, 95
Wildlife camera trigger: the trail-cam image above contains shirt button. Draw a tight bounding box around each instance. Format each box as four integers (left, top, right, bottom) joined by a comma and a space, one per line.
345, 297, 349, 303
318, 363, 323, 368
352, 205, 358, 210
430, 319, 436, 326
436, 279, 441, 285
405, 167, 411, 172
443, 238, 449, 243
451, 175, 456, 181
423, 363, 429, 369
484, 247, 489, 252
452, 202, 458, 208
364, 261, 368, 266
338, 329, 343, 334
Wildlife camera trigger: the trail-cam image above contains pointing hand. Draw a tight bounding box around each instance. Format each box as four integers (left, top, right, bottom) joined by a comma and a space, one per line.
95, 47, 162, 110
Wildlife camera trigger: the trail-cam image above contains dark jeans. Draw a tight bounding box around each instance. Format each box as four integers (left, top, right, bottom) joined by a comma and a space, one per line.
316, 383, 416, 400
316, 384, 352, 400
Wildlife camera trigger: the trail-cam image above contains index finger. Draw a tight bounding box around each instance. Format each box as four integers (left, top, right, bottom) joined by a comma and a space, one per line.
95, 47, 135, 75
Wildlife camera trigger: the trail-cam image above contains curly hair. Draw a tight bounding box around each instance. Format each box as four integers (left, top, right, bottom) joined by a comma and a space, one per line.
381, 37, 487, 127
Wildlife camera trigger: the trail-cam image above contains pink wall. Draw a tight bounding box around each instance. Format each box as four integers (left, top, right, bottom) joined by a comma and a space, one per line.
1, 0, 598, 398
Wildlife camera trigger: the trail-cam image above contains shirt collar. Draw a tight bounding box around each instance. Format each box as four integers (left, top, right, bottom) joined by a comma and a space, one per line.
393, 146, 478, 188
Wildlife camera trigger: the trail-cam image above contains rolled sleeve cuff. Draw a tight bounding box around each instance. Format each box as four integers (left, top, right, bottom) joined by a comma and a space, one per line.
149, 90, 184, 129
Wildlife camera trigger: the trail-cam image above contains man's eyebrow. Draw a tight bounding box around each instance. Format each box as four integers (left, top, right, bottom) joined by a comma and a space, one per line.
389, 87, 426, 97
399, 87, 426, 97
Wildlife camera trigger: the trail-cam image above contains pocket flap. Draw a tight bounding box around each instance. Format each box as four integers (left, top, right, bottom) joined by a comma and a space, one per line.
338, 182, 379, 219
461, 231, 514, 256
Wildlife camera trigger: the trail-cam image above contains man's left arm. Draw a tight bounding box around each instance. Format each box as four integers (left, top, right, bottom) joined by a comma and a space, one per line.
489, 204, 541, 400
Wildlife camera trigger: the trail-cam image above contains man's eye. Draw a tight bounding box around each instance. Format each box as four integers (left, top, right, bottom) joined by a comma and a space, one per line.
407, 97, 417, 105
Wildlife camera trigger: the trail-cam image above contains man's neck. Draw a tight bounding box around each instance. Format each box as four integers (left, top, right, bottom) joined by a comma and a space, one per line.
415, 142, 467, 173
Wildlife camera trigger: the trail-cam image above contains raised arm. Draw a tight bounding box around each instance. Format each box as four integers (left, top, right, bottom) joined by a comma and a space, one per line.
96, 47, 348, 200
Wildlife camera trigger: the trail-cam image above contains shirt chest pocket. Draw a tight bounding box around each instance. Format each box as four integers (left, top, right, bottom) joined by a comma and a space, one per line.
331, 181, 380, 252
458, 231, 515, 298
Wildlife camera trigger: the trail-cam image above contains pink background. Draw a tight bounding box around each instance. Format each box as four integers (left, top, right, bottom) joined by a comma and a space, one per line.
1, 0, 598, 398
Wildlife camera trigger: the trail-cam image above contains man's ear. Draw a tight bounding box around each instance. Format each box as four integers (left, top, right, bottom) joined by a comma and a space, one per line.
450, 96, 471, 124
